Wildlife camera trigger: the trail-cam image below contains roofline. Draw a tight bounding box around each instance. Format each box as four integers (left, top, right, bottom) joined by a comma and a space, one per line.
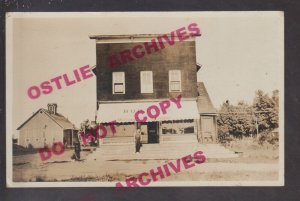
197, 82, 216, 107
41, 109, 68, 130
17, 108, 77, 130
89, 33, 201, 40
17, 109, 41, 130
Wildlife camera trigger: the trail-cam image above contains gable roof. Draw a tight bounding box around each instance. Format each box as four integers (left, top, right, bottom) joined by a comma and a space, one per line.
197, 82, 217, 114
17, 108, 77, 130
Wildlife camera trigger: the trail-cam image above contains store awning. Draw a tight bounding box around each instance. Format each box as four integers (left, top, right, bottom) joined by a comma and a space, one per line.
97, 100, 199, 123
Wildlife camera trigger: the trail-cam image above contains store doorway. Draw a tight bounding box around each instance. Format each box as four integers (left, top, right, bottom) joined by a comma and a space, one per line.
148, 122, 159, 143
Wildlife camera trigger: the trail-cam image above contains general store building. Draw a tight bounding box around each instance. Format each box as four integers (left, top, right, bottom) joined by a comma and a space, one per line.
89, 34, 217, 144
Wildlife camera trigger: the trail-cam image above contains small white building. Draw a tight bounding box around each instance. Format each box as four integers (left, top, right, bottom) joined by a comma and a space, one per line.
17, 104, 78, 148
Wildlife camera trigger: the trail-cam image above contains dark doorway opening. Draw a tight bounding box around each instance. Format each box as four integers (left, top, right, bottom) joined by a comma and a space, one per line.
148, 122, 159, 143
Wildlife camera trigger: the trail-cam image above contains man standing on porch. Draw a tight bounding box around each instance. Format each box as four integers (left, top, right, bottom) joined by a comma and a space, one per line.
134, 129, 142, 153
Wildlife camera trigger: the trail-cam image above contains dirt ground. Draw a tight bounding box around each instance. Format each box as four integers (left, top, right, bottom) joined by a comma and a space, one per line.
12, 145, 279, 183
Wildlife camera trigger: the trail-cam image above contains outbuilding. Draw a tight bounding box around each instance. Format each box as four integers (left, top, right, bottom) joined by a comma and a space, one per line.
196, 82, 218, 143
17, 103, 78, 149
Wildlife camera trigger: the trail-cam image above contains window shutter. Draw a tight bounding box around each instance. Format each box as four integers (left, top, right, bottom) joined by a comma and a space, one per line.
169, 70, 181, 92
173, 71, 180, 81
141, 71, 153, 93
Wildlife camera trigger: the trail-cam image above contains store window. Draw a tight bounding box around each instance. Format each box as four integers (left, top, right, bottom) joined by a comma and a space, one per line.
162, 120, 195, 134
112, 72, 125, 94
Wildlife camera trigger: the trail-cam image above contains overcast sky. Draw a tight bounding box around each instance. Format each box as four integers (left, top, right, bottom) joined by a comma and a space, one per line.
7, 12, 284, 135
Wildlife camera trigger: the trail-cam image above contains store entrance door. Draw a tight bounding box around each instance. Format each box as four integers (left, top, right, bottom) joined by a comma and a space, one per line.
148, 122, 159, 143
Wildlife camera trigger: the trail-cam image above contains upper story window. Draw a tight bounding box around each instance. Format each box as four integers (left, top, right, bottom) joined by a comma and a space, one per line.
140, 71, 153, 93
169, 70, 182, 92
112, 72, 125, 94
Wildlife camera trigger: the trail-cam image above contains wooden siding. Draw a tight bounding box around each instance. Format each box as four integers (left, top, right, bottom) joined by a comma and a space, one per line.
199, 115, 217, 143
95, 41, 198, 101
19, 111, 63, 148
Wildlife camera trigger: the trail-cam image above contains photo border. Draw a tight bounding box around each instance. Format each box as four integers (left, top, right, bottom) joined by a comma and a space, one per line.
1, 0, 299, 201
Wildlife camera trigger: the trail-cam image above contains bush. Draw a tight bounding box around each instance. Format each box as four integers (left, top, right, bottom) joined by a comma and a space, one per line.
218, 132, 234, 145
257, 130, 279, 148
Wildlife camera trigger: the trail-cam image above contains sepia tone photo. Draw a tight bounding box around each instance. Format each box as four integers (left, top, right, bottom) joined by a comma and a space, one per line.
6, 12, 284, 187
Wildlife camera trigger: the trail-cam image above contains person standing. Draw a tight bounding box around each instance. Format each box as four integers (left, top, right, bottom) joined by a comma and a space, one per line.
74, 142, 81, 160
63, 137, 67, 148
134, 129, 142, 153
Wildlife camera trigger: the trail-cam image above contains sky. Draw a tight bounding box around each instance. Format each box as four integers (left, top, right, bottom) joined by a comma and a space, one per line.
6, 12, 284, 136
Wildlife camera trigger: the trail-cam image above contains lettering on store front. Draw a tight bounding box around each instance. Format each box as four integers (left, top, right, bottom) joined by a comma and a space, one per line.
81, 94, 182, 144
134, 95, 182, 122
38, 94, 183, 161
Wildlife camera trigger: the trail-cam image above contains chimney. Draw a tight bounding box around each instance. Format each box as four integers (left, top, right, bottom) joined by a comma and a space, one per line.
47, 103, 57, 114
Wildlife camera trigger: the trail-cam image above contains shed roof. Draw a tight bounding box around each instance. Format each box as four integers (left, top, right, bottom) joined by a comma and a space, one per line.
17, 108, 77, 130
197, 82, 217, 114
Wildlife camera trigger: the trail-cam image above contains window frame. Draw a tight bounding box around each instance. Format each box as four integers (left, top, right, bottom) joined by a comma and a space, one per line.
169, 70, 182, 92
112, 72, 125, 94
140, 71, 153, 94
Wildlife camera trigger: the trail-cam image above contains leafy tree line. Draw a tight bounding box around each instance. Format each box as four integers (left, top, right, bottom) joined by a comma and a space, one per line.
217, 89, 279, 141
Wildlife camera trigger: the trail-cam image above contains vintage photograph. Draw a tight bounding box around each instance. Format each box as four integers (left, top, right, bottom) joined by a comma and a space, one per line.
6, 12, 284, 187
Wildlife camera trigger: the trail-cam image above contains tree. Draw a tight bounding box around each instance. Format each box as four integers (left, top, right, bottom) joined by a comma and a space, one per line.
217, 89, 279, 140
253, 90, 279, 131
270, 90, 279, 128
217, 101, 255, 139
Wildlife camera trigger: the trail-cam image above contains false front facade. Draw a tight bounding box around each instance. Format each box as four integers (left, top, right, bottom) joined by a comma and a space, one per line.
90, 33, 217, 144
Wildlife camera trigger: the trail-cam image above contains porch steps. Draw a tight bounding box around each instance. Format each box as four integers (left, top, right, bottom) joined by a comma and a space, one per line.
102, 137, 133, 144
86, 142, 238, 161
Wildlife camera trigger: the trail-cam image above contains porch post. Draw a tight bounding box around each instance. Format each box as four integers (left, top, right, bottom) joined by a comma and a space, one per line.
159, 122, 162, 143
194, 119, 198, 142
135, 122, 138, 143
71, 129, 73, 147
214, 116, 218, 143
198, 116, 202, 143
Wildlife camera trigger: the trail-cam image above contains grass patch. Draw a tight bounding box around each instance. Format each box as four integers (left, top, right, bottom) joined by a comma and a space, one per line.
219, 138, 279, 163
163, 171, 278, 181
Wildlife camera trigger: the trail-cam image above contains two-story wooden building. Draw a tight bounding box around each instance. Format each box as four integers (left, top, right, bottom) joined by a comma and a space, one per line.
89, 33, 217, 144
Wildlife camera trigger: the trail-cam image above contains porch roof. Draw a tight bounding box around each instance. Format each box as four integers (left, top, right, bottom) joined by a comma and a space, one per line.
97, 100, 199, 123
196, 82, 217, 114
